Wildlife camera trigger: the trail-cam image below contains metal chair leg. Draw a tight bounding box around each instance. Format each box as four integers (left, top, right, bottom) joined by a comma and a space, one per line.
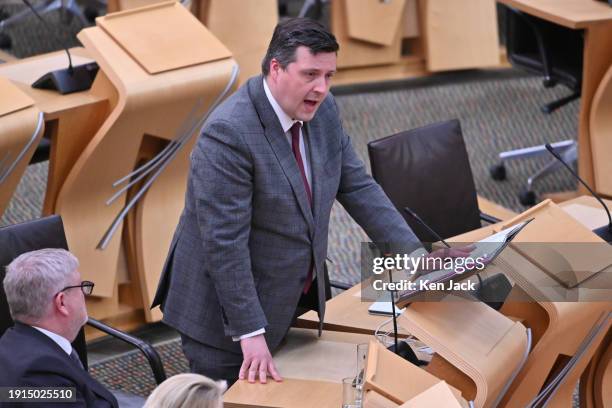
490, 140, 577, 206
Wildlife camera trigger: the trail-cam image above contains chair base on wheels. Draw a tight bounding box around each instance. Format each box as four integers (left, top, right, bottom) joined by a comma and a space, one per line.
489, 139, 576, 206
542, 90, 581, 114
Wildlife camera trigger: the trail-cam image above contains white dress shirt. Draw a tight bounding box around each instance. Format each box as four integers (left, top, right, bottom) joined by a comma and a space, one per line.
232, 78, 314, 342
263, 77, 312, 186
33, 325, 73, 356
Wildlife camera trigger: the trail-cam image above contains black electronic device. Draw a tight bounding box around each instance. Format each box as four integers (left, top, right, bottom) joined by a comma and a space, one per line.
32, 62, 99, 94
22, 0, 98, 94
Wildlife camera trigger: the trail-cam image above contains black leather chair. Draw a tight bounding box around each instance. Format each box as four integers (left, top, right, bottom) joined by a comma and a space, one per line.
367, 120, 513, 309
368, 119, 499, 244
0, 215, 166, 384
489, 6, 584, 206
505, 6, 583, 114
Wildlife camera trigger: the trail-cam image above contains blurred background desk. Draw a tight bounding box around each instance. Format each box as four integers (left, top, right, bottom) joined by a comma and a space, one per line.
0, 48, 109, 215
498, 0, 612, 200
0, 3, 238, 336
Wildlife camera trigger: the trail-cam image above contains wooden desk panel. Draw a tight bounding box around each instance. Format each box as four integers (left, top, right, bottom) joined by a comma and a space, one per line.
297, 284, 412, 337
225, 379, 342, 408
498, 0, 612, 29
0, 49, 112, 215
225, 328, 371, 408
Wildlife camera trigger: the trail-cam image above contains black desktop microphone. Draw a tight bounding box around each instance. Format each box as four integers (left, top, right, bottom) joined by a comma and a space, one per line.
403, 207, 490, 300
382, 244, 400, 356
545, 143, 612, 243
381, 243, 424, 366
403, 207, 451, 249
22, 0, 98, 94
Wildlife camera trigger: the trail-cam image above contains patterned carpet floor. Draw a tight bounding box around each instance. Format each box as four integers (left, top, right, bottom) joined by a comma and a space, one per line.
90, 339, 189, 397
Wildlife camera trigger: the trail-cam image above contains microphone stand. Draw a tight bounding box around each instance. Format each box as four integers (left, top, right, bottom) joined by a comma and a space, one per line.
545, 143, 612, 243
22, 0, 98, 94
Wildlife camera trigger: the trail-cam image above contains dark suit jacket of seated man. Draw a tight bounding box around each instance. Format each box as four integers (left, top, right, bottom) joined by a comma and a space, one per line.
0, 322, 117, 408
0, 248, 117, 408
152, 18, 422, 384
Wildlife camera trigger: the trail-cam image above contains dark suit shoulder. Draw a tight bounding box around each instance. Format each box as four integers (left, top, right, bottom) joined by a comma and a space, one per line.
0, 325, 77, 386
0, 325, 118, 407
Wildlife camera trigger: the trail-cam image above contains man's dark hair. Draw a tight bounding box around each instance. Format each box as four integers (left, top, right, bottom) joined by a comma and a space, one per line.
261, 18, 339, 76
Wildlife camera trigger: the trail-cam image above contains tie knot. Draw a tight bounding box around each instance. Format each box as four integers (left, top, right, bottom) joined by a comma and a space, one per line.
290, 122, 301, 139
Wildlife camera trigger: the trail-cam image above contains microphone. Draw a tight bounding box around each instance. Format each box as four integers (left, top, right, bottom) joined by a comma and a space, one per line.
22, 0, 98, 94
382, 243, 423, 366
382, 243, 400, 356
404, 207, 504, 310
545, 143, 612, 243
403, 207, 451, 248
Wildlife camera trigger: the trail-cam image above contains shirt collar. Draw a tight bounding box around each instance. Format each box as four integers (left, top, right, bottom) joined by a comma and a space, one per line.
32, 325, 72, 355
263, 77, 302, 133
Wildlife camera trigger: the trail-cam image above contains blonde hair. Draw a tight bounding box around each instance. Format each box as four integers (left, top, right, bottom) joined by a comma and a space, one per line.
144, 373, 226, 408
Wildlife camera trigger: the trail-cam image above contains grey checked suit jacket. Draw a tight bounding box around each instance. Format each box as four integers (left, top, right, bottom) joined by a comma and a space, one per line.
153, 75, 420, 354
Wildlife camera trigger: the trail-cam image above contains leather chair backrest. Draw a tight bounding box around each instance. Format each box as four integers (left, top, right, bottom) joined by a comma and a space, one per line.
0, 215, 88, 368
368, 119, 481, 243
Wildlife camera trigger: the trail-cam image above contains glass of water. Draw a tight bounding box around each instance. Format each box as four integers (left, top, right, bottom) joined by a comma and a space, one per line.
342, 377, 360, 408
355, 343, 368, 407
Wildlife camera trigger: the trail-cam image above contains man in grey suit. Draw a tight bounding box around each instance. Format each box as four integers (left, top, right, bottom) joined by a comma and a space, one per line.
153, 18, 464, 385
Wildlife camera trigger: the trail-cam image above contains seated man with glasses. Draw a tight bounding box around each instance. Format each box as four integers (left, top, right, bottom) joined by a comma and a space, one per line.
0, 248, 118, 407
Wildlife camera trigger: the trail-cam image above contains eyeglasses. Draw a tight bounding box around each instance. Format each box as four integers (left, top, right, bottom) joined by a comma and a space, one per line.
56, 281, 95, 296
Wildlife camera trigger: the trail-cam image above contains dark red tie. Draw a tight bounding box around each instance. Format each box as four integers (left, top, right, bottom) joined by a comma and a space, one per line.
290, 122, 313, 293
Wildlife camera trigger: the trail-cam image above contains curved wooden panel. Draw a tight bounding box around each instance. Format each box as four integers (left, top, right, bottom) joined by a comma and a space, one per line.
135, 66, 238, 322
590, 65, 612, 197
398, 297, 529, 408
580, 330, 611, 408
205, 0, 278, 83
0, 79, 43, 219
54, 10, 235, 310
594, 338, 611, 408
345, 0, 406, 46
331, 0, 403, 69
499, 291, 610, 407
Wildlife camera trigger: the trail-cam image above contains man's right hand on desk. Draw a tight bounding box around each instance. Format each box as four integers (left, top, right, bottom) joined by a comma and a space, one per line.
239, 334, 283, 384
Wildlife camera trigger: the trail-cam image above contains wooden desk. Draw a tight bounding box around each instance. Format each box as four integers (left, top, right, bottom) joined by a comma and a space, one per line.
297, 282, 413, 337
224, 328, 372, 408
562, 196, 612, 408
460, 195, 612, 407
329, 0, 508, 86
225, 379, 342, 408
0, 49, 110, 215
0, 4, 238, 335
299, 195, 610, 407
0, 79, 43, 218
498, 0, 612, 198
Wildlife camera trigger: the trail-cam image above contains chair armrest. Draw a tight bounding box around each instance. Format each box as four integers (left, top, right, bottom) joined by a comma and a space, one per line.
329, 280, 352, 291
479, 211, 501, 225
86, 318, 167, 385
